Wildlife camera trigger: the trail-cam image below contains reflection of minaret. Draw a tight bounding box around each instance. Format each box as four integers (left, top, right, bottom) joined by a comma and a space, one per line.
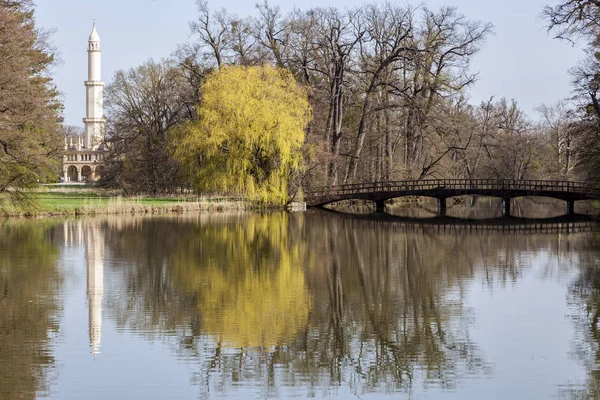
63, 220, 84, 247
85, 224, 105, 357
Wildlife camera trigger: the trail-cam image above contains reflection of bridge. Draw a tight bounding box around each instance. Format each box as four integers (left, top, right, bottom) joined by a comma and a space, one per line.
317, 210, 600, 234
305, 179, 600, 215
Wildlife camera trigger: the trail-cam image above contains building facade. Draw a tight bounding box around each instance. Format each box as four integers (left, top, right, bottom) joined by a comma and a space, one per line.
63, 22, 107, 183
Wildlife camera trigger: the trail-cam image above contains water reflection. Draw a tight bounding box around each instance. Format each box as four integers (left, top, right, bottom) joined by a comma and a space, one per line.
62, 214, 600, 397
303, 213, 494, 392
3, 212, 600, 398
563, 234, 600, 399
385, 196, 594, 219
170, 214, 311, 348
0, 220, 62, 399
63, 221, 106, 357
95, 212, 593, 396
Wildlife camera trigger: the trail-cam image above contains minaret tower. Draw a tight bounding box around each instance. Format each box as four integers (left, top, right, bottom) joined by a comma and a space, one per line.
83, 22, 105, 150
86, 223, 105, 358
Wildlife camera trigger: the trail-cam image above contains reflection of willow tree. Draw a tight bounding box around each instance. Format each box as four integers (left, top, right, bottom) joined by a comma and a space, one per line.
102, 214, 311, 348
169, 213, 311, 348
100, 212, 576, 396
101, 214, 312, 397
561, 234, 600, 399
0, 220, 61, 399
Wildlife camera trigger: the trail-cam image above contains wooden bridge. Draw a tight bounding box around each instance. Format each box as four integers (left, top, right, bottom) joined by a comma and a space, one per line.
305, 179, 600, 216
318, 210, 600, 234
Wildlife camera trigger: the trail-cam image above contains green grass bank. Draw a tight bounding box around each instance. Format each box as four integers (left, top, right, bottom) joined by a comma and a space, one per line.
1, 191, 258, 217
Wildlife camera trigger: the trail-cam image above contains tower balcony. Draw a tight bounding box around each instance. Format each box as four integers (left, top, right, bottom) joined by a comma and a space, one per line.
82, 117, 106, 123
84, 81, 105, 87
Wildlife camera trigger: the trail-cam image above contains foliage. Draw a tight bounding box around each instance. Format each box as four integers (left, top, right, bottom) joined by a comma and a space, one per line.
0, 219, 61, 398
176, 3, 497, 185
102, 1, 594, 194
0, 1, 63, 205
173, 65, 311, 205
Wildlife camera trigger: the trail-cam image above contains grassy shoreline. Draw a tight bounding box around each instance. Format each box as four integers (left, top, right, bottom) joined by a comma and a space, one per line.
1, 191, 273, 218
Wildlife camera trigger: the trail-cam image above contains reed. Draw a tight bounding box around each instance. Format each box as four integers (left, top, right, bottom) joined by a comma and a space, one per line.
1, 192, 261, 218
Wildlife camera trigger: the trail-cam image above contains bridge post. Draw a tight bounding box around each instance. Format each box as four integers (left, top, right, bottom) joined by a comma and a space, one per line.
374, 200, 386, 213
502, 198, 511, 217
437, 198, 447, 216
566, 200, 575, 216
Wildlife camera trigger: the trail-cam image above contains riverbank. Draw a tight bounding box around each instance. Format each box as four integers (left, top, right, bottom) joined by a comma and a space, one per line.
0, 191, 265, 217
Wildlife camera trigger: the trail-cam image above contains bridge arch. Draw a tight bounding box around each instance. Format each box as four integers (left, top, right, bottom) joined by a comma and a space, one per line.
305, 179, 598, 216
316, 193, 443, 208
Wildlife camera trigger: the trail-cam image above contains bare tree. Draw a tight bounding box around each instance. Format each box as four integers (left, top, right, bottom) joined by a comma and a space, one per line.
345, 3, 416, 182
477, 99, 539, 180
303, 7, 364, 184
189, 0, 233, 68
542, 0, 600, 45
543, 1, 600, 184
104, 59, 191, 194
536, 100, 576, 177
230, 17, 257, 65
252, 1, 291, 68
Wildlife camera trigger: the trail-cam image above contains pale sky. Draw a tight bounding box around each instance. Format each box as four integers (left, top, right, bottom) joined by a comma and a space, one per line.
35, 0, 584, 127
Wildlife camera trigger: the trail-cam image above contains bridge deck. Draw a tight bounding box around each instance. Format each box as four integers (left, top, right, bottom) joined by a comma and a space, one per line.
305, 179, 600, 207
317, 210, 600, 234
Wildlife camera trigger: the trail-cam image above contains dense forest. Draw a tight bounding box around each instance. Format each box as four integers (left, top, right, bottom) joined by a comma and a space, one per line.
101, 0, 600, 199
2, 0, 600, 201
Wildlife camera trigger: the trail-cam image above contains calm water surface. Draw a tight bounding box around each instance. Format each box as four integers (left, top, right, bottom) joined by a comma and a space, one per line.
2, 204, 600, 399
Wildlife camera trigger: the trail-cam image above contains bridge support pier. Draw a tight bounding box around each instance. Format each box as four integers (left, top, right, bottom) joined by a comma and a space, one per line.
502, 198, 511, 217
566, 200, 575, 216
374, 200, 386, 213
437, 198, 447, 216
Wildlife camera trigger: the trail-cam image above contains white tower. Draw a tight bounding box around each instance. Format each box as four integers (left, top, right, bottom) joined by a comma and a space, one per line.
83, 22, 105, 150
85, 224, 105, 358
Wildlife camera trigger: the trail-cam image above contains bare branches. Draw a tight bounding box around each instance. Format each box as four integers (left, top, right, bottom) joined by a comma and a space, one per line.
189, 0, 233, 68
171, 2, 548, 192
543, 0, 600, 45
104, 60, 189, 194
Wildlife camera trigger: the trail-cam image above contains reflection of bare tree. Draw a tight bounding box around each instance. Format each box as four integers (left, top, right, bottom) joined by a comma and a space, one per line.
561, 234, 600, 399
89, 212, 592, 397
300, 214, 495, 392
101, 216, 199, 338
385, 196, 595, 219
0, 220, 62, 399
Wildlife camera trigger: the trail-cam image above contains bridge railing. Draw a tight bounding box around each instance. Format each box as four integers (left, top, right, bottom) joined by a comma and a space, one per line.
305, 179, 599, 201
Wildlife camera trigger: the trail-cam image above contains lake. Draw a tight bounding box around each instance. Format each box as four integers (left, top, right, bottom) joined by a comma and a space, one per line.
1, 203, 600, 399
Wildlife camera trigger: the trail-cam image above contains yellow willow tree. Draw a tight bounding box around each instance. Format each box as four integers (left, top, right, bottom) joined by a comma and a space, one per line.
173, 66, 311, 205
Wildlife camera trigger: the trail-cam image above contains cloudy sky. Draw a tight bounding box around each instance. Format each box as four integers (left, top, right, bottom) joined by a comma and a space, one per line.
35, 0, 583, 127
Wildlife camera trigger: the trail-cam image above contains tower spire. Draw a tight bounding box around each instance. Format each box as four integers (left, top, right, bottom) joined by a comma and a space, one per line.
83, 21, 105, 150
